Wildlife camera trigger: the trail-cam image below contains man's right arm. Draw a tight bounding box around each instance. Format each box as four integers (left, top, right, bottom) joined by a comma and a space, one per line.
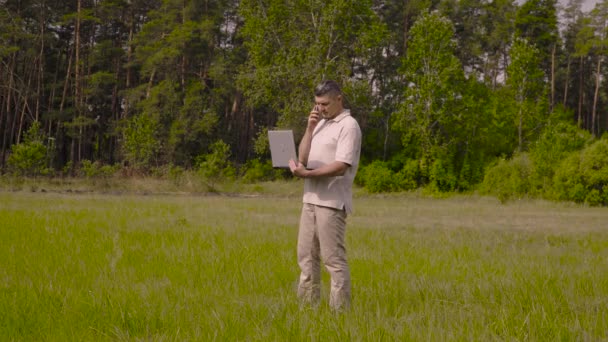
298, 128, 313, 165
298, 110, 320, 165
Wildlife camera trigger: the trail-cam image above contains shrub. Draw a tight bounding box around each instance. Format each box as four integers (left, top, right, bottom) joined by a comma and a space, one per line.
398, 159, 420, 191
481, 153, 533, 202
7, 122, 50, 177
429, 158, 458, 192
358, 160, 419, 193
241, 159, 278, 183
80, 160, 120, 178
122, 114, 160, 170
529, 122, 593, 195
8, 142, 48, 177
358, 161, 396, 193
196, 140, 235, 184
552, 139, 608, 206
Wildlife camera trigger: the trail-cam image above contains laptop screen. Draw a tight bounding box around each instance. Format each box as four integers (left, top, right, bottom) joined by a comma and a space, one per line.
268, 130, 297, 168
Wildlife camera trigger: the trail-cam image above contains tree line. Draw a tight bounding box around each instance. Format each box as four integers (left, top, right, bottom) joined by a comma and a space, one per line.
2, 0, 608, 202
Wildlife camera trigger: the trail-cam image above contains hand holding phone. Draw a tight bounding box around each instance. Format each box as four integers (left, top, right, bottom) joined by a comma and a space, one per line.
308, 105, 320, 130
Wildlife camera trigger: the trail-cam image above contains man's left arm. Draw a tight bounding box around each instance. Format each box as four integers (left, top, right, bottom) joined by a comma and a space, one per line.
290, 123, 360, 179
289, 160, 348, 178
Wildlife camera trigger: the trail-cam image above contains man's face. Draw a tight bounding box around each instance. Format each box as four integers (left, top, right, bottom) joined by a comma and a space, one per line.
314, 94, 342, 119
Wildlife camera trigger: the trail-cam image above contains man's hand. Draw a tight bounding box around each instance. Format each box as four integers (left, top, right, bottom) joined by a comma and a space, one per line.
307, 106, 321, 131
289, 159, 309, 178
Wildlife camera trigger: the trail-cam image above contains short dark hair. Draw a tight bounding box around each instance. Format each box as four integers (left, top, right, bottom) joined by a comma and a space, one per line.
314, 80, 342, 97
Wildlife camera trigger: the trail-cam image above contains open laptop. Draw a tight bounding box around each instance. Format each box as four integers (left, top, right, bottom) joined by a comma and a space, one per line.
268, 130, 297, 168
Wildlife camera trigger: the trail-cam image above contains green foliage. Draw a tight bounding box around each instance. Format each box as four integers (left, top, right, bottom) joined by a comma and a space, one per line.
3, 0, 608, 206
127, 0, 235, 166
196, 140, 236, 183
393, 11, 467, 192
7, 122, 50, 177
529, 118, 593, 193
481, 116, 597, 203
168, 82, 219, 164
481, 154, 533, 202
241, 159, 280, 183
80, 160, 120, 179
429, 157, 458, 193
553, 138, 608, 206
357, 161, 397, 193
122, 113, 161, 170
399, 159, 421, 190
395, 11, 464, 158
253, 128, 270, 157
7, 143, 49, 177
357, 160, 419, 193
515, 0, 559, 73
506, 37, 548, 152
238, 0, 387, 132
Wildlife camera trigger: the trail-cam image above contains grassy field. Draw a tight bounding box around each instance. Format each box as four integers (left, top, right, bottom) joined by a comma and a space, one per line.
2, 184, 608, 341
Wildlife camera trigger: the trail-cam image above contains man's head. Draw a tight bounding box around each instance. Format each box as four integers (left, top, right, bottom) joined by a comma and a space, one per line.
314, 80, 344, 119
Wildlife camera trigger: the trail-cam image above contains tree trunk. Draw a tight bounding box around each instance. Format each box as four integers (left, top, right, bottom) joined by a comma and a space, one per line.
563, 57, 570, 107
0, 55, 15, 170
502, 46, 510, 84
122, 10, 135, 121
181, 0, 187, 90
402, 4, 410, 55
0, 64, 5, 164
577, 56, 583, 128
74, 0, 82, 164
47, 49, 62, 139
146, 69, 156, 99
517, 80, 526, 153
59, 46, 73, 114
35, 0, 46, 122
75, 0, 82, 114
518, 105, 523, 153
550, 44, 555, 111
383, 115, 391, 161
591, 57, 601, 136
16, 71, 34, 144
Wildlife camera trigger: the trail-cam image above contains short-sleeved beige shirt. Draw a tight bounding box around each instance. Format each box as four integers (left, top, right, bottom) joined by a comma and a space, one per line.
303, 109, 362, 214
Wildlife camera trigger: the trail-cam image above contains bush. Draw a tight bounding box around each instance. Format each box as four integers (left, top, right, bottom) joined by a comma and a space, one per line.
429, 158, 458, 192
357, 161, 396, 193
196, 140, 235, 184
357, 160, 419, 193
481, 153, 533, 202
122, 114, 160, 170
241, 159, 278, 183
529, 122, 592, 194
552, 139, 608, 206
7, 122, 50, 177
80, 160, 120, 179
8, 142, 49, 177
398, 159, 420, 191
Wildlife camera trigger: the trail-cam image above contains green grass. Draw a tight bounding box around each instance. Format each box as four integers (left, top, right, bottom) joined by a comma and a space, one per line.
2, 188, 608, 341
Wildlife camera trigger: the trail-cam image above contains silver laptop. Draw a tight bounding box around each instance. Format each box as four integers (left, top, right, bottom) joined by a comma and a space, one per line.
268, 130, 297, 168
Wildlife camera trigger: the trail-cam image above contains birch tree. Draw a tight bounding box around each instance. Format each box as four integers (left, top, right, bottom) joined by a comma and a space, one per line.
394, 11, 463, 165
506, 38, 546, 152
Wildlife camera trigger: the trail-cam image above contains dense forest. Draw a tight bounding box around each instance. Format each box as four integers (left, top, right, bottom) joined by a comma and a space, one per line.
2, 0, 608, 203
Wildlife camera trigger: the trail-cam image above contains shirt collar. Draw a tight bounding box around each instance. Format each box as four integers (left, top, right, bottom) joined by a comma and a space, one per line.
327, 109, 350, 123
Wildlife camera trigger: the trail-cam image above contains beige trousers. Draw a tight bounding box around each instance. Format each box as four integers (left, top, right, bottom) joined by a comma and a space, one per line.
297, 203, 350, 310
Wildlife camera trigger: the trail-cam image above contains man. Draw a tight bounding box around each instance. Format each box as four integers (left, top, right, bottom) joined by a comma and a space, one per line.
289, 80, 362, 310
